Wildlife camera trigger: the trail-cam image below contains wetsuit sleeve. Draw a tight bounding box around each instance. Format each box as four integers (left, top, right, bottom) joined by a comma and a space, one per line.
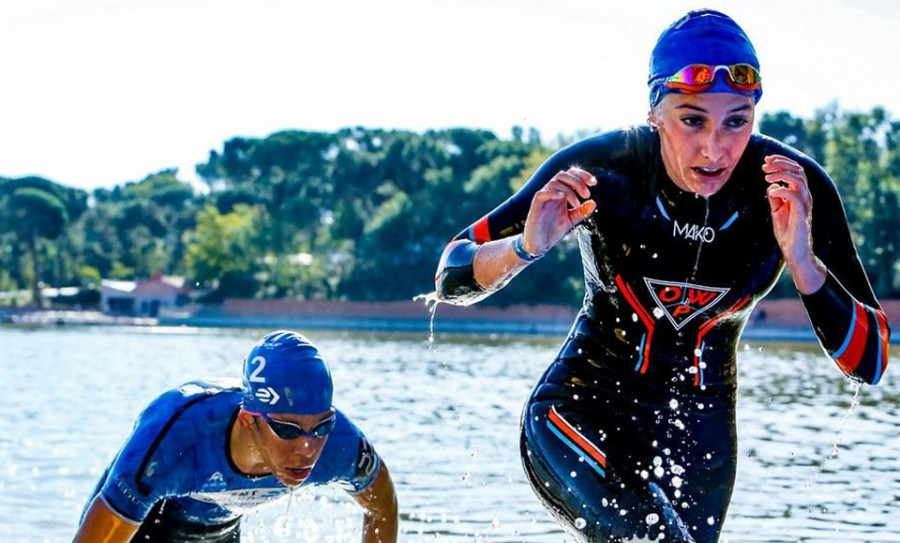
800, 161, 890, 384
98, 390, 187, 522
309, 411, 382, 493
435, 144, 585, 305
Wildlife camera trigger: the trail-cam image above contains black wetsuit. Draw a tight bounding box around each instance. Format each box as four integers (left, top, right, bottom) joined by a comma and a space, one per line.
435, 127, 890, 542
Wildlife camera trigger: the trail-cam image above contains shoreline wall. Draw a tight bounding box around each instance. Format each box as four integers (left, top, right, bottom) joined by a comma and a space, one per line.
162, 297, 900, 340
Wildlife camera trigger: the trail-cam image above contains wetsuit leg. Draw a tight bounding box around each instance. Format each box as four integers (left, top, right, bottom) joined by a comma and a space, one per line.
522, 392, 694, 543
519, 314, 737, 542
133, 500, 241, 542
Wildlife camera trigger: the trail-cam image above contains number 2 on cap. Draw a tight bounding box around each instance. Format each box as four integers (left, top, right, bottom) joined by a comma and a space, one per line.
248, 356, 267, 383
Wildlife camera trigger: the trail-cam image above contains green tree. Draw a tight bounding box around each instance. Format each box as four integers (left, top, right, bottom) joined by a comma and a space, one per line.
185, 204, 265, 299
6, 187, 69, 305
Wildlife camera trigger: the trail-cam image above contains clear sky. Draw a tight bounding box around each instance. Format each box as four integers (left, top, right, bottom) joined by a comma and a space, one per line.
4, 0, 900, 191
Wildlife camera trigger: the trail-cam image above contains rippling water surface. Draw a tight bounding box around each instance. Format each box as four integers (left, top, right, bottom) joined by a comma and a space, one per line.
0, 325, 897, 542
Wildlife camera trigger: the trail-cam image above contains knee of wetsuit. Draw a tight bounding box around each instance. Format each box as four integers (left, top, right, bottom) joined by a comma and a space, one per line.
435, 239, 486, 302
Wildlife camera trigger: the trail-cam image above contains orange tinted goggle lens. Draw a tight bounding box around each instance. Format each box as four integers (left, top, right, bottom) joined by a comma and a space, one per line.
664, 64, 761, 92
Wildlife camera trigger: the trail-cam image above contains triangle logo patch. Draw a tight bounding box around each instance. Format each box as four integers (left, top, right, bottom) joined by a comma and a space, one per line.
644, 278, 729, 330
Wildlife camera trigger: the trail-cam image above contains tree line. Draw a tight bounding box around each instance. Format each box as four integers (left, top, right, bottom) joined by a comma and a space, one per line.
1, 105, 898, 309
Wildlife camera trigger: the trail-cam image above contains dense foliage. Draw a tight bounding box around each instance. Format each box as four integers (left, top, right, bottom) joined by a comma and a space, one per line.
2, 106, 898, 307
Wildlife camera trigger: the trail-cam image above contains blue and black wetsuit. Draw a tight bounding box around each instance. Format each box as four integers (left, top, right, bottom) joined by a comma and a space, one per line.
82, 379, 381, 542
436, 126, 890, 542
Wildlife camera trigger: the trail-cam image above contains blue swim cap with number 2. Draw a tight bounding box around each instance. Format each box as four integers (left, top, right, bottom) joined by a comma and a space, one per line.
241, 331, 333, 415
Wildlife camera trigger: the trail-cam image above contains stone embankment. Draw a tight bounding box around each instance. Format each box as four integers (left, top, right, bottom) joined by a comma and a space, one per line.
4, 300, 898, 342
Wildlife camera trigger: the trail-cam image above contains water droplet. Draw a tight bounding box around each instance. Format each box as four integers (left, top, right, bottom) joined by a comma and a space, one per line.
573, 394, 580, 400
669, 399, 679, 410
707, 516, 715, 525
653, 456, 663, 467
570, 471, 578, 478
646, 513, 660, 526
574, 517, 587, 530
654, 467, 665, 478
640, 470, 649, 480
672, 476, 683, 488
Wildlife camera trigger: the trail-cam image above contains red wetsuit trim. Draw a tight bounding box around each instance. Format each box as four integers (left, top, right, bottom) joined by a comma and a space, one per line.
877, 309, 890, 362
615, 275, 655, 374
471, 216, 491, 243
835, 300, 868, 376
548, 405, 607, 469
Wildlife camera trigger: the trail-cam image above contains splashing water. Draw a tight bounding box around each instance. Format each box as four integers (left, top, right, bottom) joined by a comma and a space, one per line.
828, 380, 862, 459
413, 291, 441, 345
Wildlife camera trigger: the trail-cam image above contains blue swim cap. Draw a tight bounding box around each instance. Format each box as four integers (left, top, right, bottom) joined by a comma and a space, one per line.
648, 10, 762, 107
241, 331, 333, 415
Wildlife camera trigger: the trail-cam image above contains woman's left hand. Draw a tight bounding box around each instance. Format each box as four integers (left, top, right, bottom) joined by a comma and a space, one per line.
762, 154, 826, 293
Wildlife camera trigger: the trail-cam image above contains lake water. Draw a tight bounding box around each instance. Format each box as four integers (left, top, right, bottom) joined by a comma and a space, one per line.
1, 325, 897, 542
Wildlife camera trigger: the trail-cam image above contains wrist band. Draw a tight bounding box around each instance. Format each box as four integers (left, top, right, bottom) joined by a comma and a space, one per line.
512, 235, 545, 262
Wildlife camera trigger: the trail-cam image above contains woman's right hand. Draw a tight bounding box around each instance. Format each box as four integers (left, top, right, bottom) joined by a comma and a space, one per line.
521, 167, 597, 256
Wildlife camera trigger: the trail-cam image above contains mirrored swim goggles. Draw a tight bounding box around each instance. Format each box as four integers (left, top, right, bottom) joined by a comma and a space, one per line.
250, 411, 337, 440
661, 63, 762, 93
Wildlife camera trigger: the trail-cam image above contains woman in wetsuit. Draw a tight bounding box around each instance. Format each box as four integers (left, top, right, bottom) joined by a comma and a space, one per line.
434, 10, 890, 543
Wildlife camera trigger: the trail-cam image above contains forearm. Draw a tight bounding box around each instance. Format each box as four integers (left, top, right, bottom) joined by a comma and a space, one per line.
73, 496, 140, 543
435, 236, 532, 305
355, 464, 398, 543
361, 504, 397, 543
473, 236, 532, 291
785, 253, 826, 295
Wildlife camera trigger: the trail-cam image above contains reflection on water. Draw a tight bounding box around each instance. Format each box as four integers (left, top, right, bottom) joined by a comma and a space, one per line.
0, 326, 897, 542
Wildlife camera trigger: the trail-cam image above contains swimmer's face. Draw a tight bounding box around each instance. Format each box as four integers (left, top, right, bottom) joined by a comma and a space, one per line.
650, 92, 754, 197
254, 410, 334, 487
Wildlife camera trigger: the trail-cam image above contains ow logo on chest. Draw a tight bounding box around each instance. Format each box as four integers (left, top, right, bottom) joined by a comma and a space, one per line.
673, 220, 715, 243
644, 278, 729, 329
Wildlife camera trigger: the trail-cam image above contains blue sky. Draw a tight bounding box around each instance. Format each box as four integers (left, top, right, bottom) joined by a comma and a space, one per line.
3, 0, 899, 190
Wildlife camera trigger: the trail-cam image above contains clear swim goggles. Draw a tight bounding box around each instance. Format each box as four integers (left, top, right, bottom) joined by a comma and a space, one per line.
662, 63, 762, 93
249, 411, 337, 440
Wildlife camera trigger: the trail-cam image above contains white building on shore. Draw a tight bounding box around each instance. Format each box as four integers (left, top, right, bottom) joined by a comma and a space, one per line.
100, 276, 188, 317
